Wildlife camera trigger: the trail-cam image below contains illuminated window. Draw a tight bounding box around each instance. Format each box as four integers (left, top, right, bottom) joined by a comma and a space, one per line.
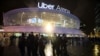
27, 18, 37, 23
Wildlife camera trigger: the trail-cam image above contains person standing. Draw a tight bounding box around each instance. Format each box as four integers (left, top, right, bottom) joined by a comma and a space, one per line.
10, 33, 16, 46
52, 34, 61, 56
38, 35, 46, 56
33, 34, 39, 56
18, 33, 26, 56
26, 32, 35, 56
61, 34, 69, 56
61, 34, 67, 50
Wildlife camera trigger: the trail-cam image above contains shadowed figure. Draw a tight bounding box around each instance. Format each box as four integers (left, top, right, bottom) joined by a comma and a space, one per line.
18, 33, 26, 56
60, 34, 69, 56
26, 32, 35, 56
38, 35, 47, 56
10, 34, 16, 46
33, 34, 39, 56
52, 34, 61, 56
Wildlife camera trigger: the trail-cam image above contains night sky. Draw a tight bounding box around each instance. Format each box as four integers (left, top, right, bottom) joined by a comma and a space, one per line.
0, 0, 97, 34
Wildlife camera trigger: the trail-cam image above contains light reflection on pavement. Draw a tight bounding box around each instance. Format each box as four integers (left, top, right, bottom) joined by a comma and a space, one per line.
45, 41, 53, 56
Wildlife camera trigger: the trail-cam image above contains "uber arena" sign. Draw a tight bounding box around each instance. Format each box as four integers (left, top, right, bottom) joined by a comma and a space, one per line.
38, 2, 70, 14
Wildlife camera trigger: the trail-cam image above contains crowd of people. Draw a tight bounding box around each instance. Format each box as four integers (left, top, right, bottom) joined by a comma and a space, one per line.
0, 32, 69, 56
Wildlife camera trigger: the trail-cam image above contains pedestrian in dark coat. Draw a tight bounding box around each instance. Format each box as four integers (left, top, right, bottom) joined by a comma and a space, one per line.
26, 32, 35, 56
52, 34, 61, 56
33, 34, 39, 56
61, 34, 69, 56
18, 33, 26, 56
38, 35, 46, 56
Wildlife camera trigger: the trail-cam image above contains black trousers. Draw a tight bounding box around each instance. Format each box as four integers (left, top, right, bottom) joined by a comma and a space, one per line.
19, 46, 25, 56
39, 47, 45, 56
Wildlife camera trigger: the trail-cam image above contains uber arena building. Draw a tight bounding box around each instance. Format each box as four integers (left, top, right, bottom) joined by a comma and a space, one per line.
2, 2, 85, 37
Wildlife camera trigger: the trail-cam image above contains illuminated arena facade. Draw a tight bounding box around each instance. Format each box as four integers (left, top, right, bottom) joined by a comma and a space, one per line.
2, 2, 85, 37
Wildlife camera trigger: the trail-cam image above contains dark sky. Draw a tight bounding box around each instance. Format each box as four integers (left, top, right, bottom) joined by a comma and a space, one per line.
0, 0, 97, 34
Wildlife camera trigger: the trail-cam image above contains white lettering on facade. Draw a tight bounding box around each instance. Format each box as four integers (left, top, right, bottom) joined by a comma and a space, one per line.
38, 2, 70, 14
56, 5, 67, 12
38, 2, 55, 10
56, 5, 60, 10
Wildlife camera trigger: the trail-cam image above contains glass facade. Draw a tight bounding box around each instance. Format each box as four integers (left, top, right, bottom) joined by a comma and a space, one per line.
4, 8, 80, 29
3, 8, 85, 37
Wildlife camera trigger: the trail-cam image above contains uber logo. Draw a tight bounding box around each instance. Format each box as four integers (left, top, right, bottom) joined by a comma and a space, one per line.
37, 2, 70, 14
38, 2, 55, 10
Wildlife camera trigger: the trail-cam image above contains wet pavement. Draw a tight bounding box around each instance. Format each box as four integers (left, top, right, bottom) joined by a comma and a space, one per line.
3, 38, 100, 56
